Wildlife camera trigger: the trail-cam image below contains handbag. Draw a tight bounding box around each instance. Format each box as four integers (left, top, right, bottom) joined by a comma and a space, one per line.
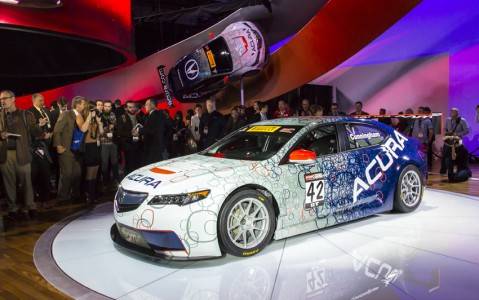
71, 125, 85, 152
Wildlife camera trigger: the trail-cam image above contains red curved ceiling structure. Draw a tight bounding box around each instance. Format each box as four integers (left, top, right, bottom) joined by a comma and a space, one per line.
0, 0, 134, 56
13, 0, 420, 113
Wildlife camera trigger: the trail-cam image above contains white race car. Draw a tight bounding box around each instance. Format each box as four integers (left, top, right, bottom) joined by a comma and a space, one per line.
111, 117, 426, 259
167, 21, 268, 102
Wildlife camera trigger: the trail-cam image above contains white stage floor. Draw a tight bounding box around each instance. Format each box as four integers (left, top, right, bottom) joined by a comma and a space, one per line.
39, 189, 479, 299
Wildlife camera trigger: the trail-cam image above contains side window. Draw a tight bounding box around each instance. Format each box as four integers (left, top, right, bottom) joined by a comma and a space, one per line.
344, 123, 387, 150
295, 125, 338, 156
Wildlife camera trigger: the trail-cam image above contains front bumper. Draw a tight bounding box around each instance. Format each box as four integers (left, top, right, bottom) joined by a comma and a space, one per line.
110, 224, 218, 261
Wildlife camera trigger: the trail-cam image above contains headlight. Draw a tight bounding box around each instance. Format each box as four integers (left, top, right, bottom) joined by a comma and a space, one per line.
148, 190, 210, 206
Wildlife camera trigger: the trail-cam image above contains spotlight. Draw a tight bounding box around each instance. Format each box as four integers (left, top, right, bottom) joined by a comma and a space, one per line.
0, 0, 19, 4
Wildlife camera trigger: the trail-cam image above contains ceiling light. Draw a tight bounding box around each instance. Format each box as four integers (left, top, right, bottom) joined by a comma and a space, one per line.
0, 0, 19, 4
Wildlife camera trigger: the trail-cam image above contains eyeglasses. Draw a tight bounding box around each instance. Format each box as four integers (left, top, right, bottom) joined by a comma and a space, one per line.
0, 96, 12, 101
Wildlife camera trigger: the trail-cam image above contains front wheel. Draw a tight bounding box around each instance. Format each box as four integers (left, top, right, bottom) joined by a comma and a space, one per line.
394, 165, 424, 213
218, 190, 276, 257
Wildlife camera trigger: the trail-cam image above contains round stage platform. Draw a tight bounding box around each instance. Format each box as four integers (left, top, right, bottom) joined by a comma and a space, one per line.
34, 189, 479, 300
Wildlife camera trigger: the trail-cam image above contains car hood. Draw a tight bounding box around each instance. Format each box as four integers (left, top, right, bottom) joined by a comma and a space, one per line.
120, 154, 253, 194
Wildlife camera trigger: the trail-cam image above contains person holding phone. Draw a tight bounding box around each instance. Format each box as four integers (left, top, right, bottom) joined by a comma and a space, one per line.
117, 101, 144, 175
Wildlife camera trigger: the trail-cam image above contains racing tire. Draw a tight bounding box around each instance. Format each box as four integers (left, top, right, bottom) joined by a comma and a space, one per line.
394, 165, 424, 213
218, 189, 276, 257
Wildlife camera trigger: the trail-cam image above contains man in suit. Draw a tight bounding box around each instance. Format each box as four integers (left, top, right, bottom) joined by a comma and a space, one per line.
117, 101, 143, 175
200, 99, 225, 148
0, 90, 43, 220
28, 93, 54, 207
142, 99, 169, 164
53, 96, 87, 202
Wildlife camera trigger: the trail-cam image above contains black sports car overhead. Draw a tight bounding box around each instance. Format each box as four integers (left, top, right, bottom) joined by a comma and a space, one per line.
168, 21, 268, 102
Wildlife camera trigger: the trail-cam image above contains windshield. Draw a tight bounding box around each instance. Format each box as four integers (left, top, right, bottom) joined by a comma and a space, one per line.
204, 37, 233, 73
200, 125, 303, 161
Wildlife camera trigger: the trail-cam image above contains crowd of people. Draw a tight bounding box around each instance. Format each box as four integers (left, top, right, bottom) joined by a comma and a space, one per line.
0, 91, 473, 223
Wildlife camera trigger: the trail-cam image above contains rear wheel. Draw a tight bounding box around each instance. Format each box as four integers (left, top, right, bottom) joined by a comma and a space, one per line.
394, 165, 423, 213
218, 189, 276, 257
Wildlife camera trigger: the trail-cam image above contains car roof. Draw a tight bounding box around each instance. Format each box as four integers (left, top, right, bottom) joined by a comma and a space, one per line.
251, 116, 370, 126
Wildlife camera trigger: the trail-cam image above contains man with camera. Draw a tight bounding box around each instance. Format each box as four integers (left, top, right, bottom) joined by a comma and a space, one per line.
28, 93, 54, 208
99, 100, 119, 186
440, 107, 470, 177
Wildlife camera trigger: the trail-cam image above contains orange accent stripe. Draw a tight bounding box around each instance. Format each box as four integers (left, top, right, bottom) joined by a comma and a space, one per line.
150, 167, 176, 174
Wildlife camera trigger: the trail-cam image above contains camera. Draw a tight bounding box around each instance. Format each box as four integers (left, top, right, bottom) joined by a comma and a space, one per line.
88, 103, 100, 116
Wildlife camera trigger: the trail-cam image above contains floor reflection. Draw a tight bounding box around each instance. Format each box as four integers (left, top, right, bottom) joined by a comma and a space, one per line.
51, 190, 479, 300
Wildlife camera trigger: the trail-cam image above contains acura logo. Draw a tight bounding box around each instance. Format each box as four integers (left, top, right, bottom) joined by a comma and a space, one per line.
185, 59, 200, 80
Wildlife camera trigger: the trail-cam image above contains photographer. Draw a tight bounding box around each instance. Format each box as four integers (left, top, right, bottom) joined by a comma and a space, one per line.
440, 108, 470, 175
99, 100, 119, 186
443, 136, 472, 183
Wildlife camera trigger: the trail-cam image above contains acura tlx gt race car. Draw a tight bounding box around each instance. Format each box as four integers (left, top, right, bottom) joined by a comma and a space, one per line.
111, 117, 426, 259
167, 21, 268, 102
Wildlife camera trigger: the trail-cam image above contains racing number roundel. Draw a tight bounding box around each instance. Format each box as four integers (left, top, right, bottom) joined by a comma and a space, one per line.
185, 59, 200, 80
304, 173, 325, 209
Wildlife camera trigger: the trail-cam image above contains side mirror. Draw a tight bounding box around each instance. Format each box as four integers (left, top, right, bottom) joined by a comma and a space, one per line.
289, 149, 317, 164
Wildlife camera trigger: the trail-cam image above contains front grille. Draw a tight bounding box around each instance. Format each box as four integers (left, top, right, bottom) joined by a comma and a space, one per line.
115, 187, 148, 213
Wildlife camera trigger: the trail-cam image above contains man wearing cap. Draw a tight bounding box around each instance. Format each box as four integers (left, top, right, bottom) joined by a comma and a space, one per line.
440, 108, 470, 174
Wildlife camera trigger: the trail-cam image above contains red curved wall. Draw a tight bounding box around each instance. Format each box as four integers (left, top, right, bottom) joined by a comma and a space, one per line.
12, 0, 419, 115
0, 0, 133, 55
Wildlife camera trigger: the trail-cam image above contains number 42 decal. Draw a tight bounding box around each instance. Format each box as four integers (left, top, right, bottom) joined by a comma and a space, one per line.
304, 173, 325, 209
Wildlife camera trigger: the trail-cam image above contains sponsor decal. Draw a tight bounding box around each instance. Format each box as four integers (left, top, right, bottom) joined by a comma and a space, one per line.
304, 173, 325, 209
349, 132, 381, 140
157, 65, 173, 107
242, 248, 259, 256
245, 29, 256, 54
126, 173, 162, 189
353, 131, 408, 203
150, 167, 175, 175
279, 127, 296, 134
247, 125, 281, 133
184, 59, 200, 80
205, 49, 216, 68
181, 92, 201, 99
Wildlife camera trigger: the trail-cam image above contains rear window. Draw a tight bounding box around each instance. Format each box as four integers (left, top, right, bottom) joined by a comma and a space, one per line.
344, 123, 387, 150
204, 37, 233, 73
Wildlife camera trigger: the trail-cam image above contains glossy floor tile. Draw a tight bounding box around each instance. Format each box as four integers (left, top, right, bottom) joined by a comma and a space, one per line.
51, 189, 479, 299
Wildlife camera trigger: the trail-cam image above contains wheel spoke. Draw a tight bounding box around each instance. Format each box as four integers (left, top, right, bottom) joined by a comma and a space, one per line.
251, 206, 262, 218
233, 229, 243, 242
230, 223, 241, 231
246, 199, 253, 216
242, 231, 247, 247
249, 229, 257, 241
